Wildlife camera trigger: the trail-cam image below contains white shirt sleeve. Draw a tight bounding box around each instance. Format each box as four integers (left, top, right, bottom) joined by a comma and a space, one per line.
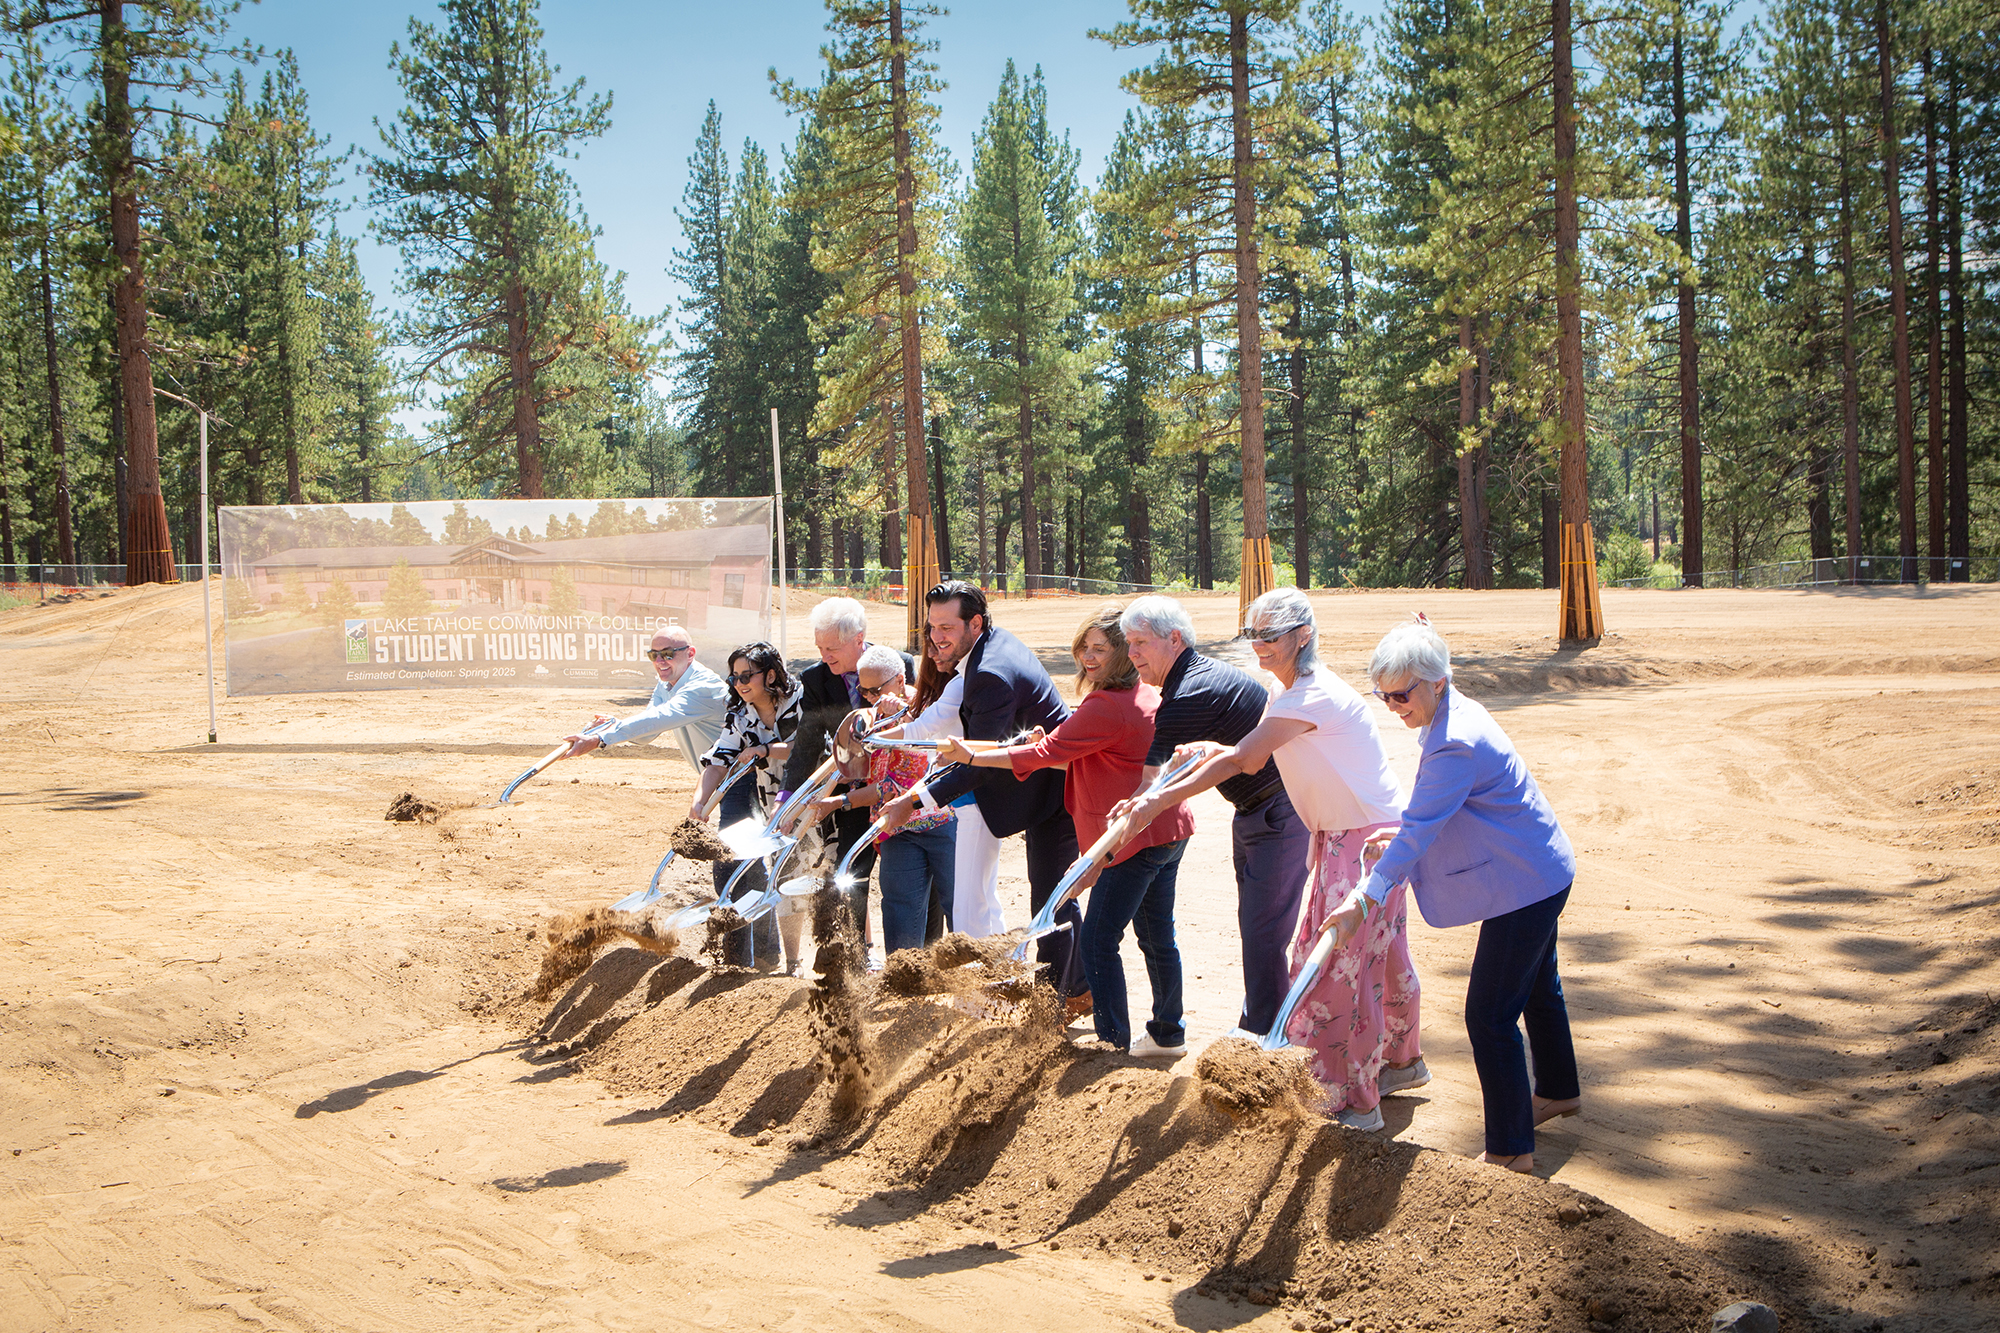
900, 674, 965, 742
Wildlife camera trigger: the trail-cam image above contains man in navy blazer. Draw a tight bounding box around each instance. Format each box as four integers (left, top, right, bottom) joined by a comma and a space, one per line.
879, 581, 1084, 999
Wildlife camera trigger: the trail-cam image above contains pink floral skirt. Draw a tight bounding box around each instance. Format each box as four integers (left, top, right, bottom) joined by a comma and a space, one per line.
1283, 822, 1423, 1113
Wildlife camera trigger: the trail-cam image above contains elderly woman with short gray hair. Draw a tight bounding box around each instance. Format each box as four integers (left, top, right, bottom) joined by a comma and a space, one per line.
1324, 614, 1581, 1173
1123, 588, 1420, 1128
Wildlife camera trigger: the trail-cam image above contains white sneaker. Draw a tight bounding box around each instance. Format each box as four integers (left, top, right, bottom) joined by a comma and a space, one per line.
1335, 1105, 1385, 1132
1378, 1057, 1431, 1095
1129, 1034, 1188, 1061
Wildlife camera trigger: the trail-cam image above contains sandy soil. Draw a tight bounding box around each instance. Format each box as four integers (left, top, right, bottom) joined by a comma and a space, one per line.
3, 581, 1997, 1332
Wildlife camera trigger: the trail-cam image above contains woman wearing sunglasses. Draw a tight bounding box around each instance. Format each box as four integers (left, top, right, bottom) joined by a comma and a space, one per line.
693, 642, 805, 971
940, 603, 1195, 1056
1116, 588, 1418, 1129
1318, 613, 1579, 1174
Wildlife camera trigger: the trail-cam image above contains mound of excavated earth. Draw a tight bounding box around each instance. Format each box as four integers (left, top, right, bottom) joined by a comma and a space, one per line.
510, 939, 1786, 1332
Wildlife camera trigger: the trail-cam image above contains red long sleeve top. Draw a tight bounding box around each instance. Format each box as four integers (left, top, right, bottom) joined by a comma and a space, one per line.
1008, 683, 1196, 865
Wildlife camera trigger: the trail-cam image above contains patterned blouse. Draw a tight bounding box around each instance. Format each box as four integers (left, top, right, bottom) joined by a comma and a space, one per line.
701, 685, 805, 807
869, 744, 954, 840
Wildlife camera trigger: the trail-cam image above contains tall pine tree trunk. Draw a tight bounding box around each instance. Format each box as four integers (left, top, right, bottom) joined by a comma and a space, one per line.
890, 0, 934, 644
929, 414, 951, 571
1944, 57, 1967, 582
1876, 0, 1917, 581
504, 272, 546, 498
1839, 110, 1864, 583
1553, 0, 1597, 640
1456, 314, 1489, 588
1228, 11, 1272, 616
1922, 45, 1945, 580
37, 186, 75, 566
1191, 262, 1212, 590
1286, 272, 1311, 588
1126, 409, 1151, 586
102, 0, 173, 583
1016, 361, 1039, 590
1673, 15, 1702, 588
0, 430, 13, 568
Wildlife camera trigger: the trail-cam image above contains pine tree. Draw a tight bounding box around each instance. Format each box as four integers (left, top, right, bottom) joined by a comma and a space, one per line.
671, 102, 734, 491
369, 0, 656, 498
1094, 0, 1333, 615
775, 0, 948, 647
957, 61, 1092, 592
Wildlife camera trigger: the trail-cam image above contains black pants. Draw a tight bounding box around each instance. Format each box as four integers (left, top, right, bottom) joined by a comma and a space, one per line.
830, 801, 879, 940
1023, 806, 1085, 998
712, 776, 778, 966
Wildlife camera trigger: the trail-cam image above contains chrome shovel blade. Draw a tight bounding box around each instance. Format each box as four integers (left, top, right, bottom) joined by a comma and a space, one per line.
610, 848, 678, 912
1260, 928, 1340, 1051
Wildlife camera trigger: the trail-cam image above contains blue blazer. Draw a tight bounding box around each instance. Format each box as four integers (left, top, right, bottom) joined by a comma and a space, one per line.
921, 626, 1070, 838
1369, 687, 1574, 929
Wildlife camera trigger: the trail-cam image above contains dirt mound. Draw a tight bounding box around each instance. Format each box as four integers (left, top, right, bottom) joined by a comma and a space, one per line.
384, 791, 442, 823
531, 908, 682, 1001
669, 817, 733, 860
523, 939, 1774, 1332
1194, 1036, 1325, 1120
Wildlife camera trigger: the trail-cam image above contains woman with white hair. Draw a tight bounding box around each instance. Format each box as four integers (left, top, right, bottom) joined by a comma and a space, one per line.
1124, 587, 1420, 1128
1322, 613, 1580, 1174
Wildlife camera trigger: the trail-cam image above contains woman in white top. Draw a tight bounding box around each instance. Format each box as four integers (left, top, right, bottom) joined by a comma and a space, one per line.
1123, 588, 1423, 1130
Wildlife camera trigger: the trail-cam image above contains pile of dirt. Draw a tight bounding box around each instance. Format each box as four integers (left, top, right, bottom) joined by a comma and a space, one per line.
878, 931, 1025, 997
1193, 1036, 1325, 1120
384, 791, 442, 823
521, 940, 1778, 1332
668, 817, 733, 860
530, 908, 681, 1001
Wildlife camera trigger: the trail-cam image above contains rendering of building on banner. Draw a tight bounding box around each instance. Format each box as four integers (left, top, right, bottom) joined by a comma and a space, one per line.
217, 498, 772, 697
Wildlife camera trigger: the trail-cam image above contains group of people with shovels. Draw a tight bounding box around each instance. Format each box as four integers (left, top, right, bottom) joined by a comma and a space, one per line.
525, 582, 1583, 1175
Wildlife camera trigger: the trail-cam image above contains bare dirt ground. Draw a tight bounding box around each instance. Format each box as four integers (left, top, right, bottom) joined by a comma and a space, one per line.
3, 581, 1997, 1332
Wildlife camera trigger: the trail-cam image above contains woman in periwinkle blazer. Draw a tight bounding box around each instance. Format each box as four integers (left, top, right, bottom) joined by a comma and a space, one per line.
1322, 614, 1581, 1175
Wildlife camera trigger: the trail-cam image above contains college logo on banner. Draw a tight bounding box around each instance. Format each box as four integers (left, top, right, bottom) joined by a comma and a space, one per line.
216, 498, 773, 697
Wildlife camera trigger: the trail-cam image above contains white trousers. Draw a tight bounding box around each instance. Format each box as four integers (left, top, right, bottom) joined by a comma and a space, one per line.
951, 800, 1006, 937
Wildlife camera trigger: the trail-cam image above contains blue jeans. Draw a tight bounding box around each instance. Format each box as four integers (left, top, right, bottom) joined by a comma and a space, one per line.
1230, 789, 1311, 1034
711, 774, 778, 967
1466, 885, 1579, 1156
878, 821, 955, 955
1081, 838, 1187, 1049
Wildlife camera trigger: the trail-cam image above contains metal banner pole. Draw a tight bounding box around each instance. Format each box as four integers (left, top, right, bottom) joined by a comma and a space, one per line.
770, 406, 788, 660
200, 410, 217, 743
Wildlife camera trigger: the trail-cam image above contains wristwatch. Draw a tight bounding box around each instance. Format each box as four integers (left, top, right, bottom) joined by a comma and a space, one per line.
841, 791, 853, 811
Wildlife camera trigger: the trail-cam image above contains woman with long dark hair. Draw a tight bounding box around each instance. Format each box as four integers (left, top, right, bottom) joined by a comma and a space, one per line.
692, 641, 803, 970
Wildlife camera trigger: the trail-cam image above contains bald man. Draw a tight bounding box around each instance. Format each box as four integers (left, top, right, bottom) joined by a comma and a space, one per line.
564, 626, 730, 764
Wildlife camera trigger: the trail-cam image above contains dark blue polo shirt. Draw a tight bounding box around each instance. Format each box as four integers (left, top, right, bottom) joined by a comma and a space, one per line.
1145, 648, 1284, 812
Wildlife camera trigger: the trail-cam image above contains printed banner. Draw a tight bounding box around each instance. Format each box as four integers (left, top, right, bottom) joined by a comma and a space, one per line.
218, 498, 772, 696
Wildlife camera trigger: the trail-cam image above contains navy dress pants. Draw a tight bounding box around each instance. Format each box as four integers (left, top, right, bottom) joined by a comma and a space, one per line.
1023, 806, 1085, 998
712, 775, 779, 967
1230, 789, 1311, 1035
1466, 885, 1579, 1157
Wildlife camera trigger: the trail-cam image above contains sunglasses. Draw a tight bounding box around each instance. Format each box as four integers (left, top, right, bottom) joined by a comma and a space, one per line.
1240, 622, 1308, 643
727, 668, 767, 686
645, 646, 691, 662
1372, 686, 1417, 705
857, 681, 894, 699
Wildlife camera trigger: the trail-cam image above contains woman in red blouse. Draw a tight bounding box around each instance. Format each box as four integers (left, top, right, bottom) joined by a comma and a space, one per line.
942, 603, 1195, 1058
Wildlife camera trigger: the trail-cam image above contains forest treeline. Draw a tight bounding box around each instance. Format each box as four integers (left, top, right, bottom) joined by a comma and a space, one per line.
1, 0, 1993, 597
